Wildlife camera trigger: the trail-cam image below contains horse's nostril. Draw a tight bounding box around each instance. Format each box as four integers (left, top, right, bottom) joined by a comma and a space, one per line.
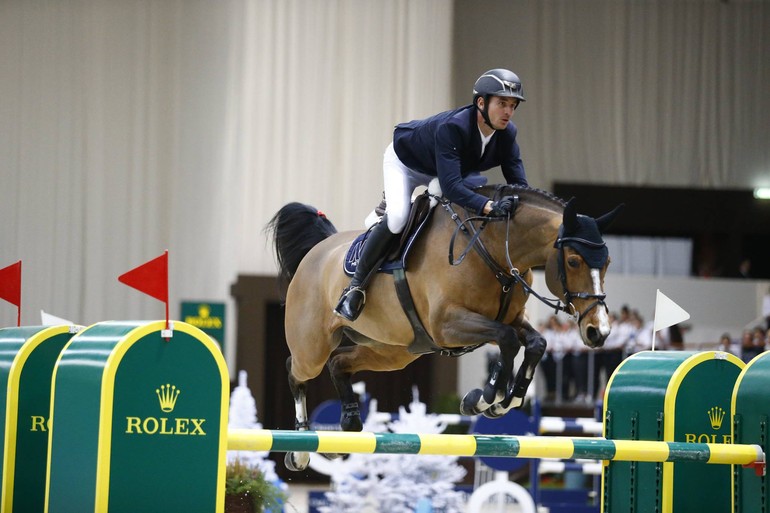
587, 326, 605, 347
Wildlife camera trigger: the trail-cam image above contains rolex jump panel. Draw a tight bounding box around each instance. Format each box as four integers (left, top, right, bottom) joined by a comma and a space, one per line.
45, 321, 229, 513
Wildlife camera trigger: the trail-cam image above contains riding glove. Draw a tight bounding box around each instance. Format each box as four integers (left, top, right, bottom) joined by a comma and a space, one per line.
488, 195, 516, 216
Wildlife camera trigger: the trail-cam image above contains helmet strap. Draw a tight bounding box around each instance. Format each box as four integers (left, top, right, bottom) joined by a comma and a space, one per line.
476, 95, 496, 130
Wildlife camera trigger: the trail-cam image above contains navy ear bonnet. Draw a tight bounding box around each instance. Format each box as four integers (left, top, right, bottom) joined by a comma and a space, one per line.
556, 216, 609, 269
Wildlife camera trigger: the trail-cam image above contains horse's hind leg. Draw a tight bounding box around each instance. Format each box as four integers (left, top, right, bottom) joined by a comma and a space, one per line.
327, 342, 420, 428
327, 345, 363, 432
285, 357, 311, 471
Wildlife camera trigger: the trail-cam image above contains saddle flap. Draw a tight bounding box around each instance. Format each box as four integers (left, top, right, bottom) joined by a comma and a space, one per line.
343, 192, 435, 277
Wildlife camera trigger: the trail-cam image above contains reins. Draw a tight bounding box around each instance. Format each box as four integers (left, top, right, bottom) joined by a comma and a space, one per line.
437, 192, 605, 322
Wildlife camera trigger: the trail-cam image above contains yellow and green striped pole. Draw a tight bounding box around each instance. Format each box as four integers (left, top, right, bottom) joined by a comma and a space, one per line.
228, 429, 763, 466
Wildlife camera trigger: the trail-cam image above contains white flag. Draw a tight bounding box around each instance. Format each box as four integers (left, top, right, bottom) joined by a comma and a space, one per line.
653, 290, 690, 333
40, 310, 74, 326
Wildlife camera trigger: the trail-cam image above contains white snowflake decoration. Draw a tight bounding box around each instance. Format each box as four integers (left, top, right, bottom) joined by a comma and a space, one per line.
321, 386, 467, 513
227, 370, 281, 484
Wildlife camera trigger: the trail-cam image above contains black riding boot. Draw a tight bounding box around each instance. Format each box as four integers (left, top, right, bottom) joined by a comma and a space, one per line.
334, 217, 398, 321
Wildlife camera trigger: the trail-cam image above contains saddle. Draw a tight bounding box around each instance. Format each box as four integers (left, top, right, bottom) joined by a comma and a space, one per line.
342, 191, 435, 276
342, 186, 487, 357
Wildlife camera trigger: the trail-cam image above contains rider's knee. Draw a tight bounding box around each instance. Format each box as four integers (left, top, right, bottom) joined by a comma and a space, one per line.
386, 211, 408, 233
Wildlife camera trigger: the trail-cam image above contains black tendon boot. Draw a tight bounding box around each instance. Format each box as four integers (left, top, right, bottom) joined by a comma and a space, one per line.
334, 217, 398, 321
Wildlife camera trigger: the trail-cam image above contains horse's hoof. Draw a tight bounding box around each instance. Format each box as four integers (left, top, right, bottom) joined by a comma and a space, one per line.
285, 451, 309, 471
483, 404, 506, 419
341, 417, 363, 432
323, 453, 343, 460
460, 388, 488, 416
340, 404, 363, 432
482, 383, 506, 405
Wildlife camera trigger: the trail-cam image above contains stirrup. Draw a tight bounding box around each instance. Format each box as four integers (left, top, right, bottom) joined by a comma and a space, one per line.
334, 287, 366, 321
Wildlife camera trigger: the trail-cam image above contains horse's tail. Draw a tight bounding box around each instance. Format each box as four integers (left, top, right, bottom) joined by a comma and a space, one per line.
265, 202, 338, 285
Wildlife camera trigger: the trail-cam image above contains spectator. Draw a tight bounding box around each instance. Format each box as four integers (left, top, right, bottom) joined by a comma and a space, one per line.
627, 312, 653, 354
717, 333, 741, 358
594, 312, 630, 400
540, 316, 562, 402
753, 326, 766, 354
741, 328, 763, 363
763, 286, 770, 331
563, 320, 588, 403
667, 323, 685, 350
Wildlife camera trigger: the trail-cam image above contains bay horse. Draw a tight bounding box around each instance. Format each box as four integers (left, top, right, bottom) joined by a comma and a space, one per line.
266, 185, 622, 471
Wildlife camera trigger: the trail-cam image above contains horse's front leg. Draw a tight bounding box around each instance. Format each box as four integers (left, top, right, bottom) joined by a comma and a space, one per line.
449, 314, 521, 416
488, 320, 547, 416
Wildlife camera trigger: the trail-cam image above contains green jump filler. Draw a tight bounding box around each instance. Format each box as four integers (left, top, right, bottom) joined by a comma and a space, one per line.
45, 321, 228, 513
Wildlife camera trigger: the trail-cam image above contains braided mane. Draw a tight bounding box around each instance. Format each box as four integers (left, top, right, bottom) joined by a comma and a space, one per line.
477, 184, 567, 213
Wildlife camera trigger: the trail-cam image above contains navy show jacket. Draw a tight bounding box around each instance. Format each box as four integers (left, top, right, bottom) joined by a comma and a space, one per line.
393, 104, 528, 214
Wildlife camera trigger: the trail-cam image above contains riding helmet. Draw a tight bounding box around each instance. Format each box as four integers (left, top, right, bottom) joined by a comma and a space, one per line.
473, 69, 525, 105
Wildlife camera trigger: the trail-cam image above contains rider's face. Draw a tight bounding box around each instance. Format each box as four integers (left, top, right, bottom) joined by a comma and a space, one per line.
484, 96, 519, 130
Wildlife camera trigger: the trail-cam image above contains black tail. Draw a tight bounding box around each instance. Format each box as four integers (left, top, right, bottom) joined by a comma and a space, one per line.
265, 202, 337, 286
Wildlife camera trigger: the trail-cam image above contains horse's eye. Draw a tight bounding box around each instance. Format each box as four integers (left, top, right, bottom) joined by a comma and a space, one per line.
567, 256, 581, 269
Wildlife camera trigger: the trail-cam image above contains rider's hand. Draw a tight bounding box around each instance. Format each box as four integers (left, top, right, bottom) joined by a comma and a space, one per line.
488, 196, 515, 216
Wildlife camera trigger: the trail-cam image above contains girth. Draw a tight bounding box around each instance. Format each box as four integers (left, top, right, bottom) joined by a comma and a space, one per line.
397, 189, 521, 356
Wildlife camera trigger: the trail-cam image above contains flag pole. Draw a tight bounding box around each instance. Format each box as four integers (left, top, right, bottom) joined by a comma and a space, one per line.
16, 260, 20, 326
163, 249, 171, 339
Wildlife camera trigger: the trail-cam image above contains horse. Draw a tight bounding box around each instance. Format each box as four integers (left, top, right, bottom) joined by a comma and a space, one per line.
266, 185, 622, 471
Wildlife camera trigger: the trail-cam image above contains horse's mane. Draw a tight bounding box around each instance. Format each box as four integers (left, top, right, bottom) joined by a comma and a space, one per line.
477, 185, 567, 213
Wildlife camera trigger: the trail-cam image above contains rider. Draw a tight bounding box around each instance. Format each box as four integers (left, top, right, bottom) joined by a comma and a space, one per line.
334, 68, 529, 321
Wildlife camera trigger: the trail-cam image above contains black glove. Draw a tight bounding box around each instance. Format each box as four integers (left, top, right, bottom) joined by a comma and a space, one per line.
488, 195, 515, 216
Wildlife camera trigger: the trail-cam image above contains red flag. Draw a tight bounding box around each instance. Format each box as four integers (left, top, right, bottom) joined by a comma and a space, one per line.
0, 260, 22, 307
118, 252, 168, 303
0, 261, 22, 326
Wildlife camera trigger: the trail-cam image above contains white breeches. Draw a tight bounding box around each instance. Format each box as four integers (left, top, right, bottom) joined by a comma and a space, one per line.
380, 143, 434, 233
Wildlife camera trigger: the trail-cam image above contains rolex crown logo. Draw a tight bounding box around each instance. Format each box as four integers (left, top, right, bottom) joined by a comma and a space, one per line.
708, 406, 725, 430
156, 384, 180, 413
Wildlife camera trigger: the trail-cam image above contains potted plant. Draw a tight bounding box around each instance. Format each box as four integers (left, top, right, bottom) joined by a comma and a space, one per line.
225, 458, 287, 513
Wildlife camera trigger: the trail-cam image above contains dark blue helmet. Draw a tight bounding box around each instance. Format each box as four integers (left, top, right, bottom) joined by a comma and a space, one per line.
473, 69, 525, 104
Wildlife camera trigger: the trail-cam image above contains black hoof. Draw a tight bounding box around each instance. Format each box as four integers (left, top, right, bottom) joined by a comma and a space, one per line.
340, 403, 363, 432
460, 388, 485, 416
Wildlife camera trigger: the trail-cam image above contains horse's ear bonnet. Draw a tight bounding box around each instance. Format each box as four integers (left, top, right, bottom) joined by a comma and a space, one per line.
557, 200, 624, 268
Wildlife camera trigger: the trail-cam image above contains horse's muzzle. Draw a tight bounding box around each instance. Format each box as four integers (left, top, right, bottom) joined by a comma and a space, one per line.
584, 325, 607, 348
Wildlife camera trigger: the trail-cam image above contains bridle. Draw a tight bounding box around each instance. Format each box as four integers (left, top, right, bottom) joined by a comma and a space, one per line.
440, 193, 608, 323
553, 229, 609, 323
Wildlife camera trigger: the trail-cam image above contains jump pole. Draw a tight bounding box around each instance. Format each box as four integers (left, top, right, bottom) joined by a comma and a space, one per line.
227, 429, 764, 467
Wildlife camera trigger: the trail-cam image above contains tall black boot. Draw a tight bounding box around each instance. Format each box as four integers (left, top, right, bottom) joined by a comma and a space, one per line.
334, 217, 398, 321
